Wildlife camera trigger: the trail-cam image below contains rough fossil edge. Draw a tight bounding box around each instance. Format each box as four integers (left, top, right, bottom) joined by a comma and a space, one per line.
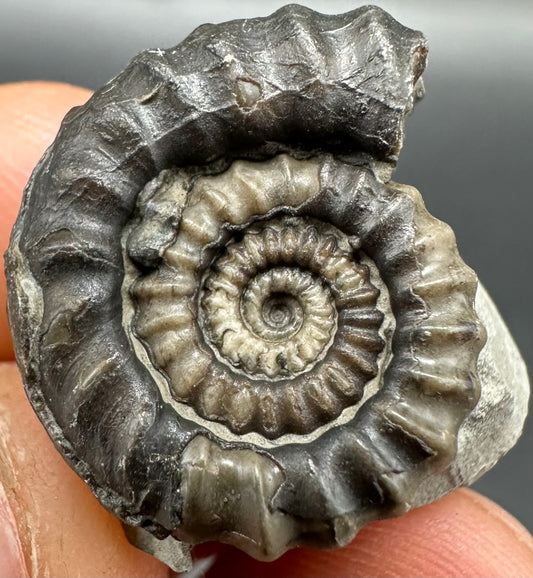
411, 283, 530, 508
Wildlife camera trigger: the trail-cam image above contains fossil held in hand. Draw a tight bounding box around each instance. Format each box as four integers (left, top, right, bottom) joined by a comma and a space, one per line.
5, 4, 529, 573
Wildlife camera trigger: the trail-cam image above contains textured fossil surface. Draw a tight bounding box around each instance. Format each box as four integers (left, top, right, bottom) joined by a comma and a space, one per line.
4, 4, 529, 572
126, 157, 386, 439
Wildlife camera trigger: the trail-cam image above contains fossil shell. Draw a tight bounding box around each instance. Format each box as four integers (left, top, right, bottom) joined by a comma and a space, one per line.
4, 4, 529, 571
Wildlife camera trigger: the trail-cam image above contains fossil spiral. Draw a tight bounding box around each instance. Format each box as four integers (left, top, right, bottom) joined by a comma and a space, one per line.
5, 4, 529, 571
127, 157, 385, 439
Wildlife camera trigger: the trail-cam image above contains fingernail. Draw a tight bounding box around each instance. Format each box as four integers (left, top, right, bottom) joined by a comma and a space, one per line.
0, 478, 28, 578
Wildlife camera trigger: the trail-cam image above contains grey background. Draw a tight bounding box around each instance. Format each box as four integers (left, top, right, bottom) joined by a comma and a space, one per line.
1, 0, 531, 531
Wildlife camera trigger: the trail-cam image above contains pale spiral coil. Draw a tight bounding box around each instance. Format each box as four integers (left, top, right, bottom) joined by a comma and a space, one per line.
128, 157, 385, 439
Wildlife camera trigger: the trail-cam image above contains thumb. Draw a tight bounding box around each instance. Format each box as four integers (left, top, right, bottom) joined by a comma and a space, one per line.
197, 488, 533, 577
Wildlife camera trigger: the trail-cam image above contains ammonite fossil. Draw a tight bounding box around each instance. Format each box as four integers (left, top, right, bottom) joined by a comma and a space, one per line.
5, 4, 530, 572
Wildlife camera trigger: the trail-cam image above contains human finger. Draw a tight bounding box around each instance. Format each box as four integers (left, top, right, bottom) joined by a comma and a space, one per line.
195, 487, 533, 578
0, 361, 172, 577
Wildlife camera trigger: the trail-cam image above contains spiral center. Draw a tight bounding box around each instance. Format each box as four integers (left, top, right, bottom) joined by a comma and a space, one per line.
201, 229, 340, 380
263, 294, 301, 333
242, 268, 307, 343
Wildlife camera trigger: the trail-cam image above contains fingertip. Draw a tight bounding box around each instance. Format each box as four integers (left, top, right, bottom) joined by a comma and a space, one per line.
0, 362, 170, 577
0, 81, 92, 361
0, 479, 28, 578
342, 488, 533, 578
198, 488, 533, 578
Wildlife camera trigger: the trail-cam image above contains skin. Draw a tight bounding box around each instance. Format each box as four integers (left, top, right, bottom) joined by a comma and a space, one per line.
0, 81, 532, 578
